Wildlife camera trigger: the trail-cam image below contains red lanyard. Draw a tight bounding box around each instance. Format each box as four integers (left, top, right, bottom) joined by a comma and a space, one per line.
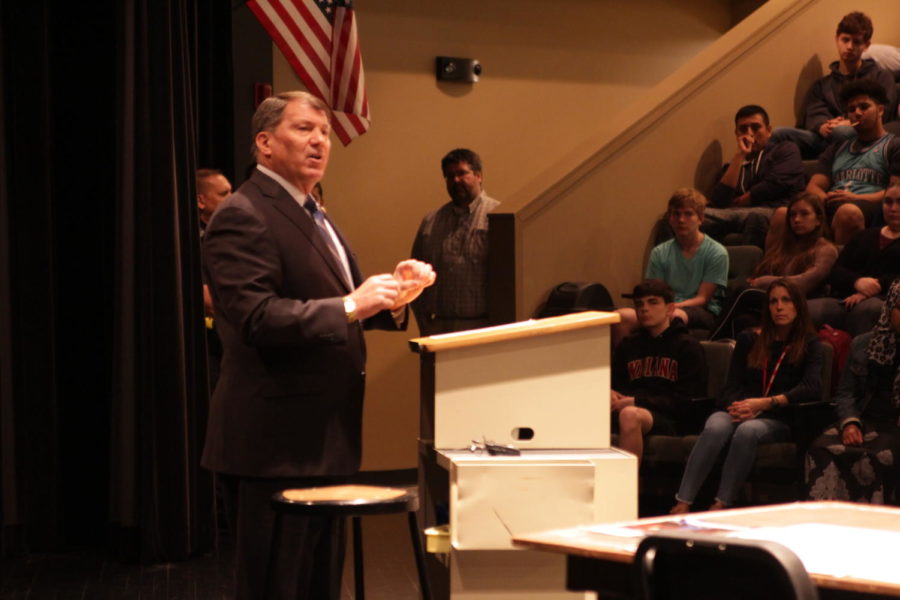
762, 347, 789, 397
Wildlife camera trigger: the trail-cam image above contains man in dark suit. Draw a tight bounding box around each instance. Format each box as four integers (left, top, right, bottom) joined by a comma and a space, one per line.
201, 91, 435, 599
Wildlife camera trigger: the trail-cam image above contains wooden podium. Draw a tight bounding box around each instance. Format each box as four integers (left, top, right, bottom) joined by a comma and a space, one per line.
409, 312, 637, 599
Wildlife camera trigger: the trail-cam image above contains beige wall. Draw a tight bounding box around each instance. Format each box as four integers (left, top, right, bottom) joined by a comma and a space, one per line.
272, 0, 757, 470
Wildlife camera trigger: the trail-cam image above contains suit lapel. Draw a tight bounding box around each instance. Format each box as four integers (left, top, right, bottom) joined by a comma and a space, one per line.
252, 171, 354, 293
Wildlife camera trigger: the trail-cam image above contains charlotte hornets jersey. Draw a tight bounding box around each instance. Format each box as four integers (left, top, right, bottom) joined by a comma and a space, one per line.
829, 133, 895, 194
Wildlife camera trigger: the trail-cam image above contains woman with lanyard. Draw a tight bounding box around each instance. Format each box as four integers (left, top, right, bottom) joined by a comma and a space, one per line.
806, 279, 900, 503
671, 279, 825, 513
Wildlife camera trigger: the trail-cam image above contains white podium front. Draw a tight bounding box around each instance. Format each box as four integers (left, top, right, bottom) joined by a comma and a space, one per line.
410, 312, 637, 599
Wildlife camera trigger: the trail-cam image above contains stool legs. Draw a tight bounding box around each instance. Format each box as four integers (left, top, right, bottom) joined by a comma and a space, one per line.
267, 506, 430, 600
407, 511, 433, 600
352, 516, 365, 600
351, 512, 432, 600
264, 512, 284, 600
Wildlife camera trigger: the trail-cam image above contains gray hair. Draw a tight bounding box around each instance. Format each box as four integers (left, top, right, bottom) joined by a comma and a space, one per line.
250, 91, 330, 160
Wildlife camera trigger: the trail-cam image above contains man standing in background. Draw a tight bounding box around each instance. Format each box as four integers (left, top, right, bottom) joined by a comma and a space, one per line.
197, 168, 232, 232
196, 168, 232, 390
411, 148, 499, 335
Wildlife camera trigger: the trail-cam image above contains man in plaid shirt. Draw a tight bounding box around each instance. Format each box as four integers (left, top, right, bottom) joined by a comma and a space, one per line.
411, 148, 500, 335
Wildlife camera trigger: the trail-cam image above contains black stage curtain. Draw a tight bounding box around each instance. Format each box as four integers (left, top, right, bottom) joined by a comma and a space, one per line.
1, 0, 234, 563
197, 3, 236, 180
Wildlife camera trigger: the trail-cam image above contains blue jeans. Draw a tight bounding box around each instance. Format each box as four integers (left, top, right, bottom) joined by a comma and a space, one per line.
771, 125, 856, 159
807, 296, 884, 337
676, 411, 790, 505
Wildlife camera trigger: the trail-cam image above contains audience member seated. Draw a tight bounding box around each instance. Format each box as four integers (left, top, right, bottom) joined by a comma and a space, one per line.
864, 44, 900, 131
804, 79, 900, 245
771, 11, 897, 159
670, 279, 824, 513
704, 105, 804, 249
806, 279, 900, 504
807, 184, 900, 336
712, 194, 838, 340
750, 193, 838, 296
613, 189, 728, 347
611, 280, 707, 464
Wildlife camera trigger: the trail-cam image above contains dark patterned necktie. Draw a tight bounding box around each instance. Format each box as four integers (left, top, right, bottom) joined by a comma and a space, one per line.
303, 195, 351, 287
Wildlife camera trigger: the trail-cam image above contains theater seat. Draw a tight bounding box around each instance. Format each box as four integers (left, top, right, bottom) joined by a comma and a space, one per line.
633, 531, 819, 600
725, 245, 763, 293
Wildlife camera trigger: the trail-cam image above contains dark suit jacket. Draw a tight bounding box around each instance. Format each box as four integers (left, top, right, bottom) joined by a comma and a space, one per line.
201, 169, 395, 479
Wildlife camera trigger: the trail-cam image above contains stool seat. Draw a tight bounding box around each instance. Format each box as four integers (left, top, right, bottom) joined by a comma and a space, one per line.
267, 484, 431, 600
273, 484, 418, 516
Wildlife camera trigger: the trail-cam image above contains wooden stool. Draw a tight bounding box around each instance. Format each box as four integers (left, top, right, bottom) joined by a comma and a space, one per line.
266, 484, 432, 600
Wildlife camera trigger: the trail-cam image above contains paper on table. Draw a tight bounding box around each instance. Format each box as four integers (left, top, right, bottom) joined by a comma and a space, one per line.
586, 516, 745, 538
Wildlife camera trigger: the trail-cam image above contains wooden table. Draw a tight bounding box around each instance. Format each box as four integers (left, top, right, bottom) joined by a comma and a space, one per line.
513, 501, 900, 599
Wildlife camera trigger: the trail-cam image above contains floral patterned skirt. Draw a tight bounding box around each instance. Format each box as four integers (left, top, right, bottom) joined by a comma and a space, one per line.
805, 422, 899, 504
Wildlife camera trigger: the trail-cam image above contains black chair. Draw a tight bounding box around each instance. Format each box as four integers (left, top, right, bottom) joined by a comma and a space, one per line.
633, 531, 819, 600
535, 281, 615, 317
725, 245, 763, 293
709, 287, 766, 341
684, 339, 735, 433
266, 484, 432, 600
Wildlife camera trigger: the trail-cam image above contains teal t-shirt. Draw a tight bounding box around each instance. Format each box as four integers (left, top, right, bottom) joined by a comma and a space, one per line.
646, 235, 729, 315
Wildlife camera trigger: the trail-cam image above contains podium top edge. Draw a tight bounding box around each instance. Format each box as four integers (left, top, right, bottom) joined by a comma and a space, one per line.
408, 311, 620, 353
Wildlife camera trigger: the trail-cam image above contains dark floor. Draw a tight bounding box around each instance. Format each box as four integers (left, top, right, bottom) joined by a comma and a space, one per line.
0, 513, 422, 600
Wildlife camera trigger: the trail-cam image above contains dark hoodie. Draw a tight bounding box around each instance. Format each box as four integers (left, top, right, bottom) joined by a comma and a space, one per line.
709, 140, 805, 208
612, 318, 707, 422
803, 58, 897, 133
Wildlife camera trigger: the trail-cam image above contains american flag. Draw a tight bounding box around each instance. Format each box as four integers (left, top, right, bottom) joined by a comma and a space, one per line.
248, 0, 370, 145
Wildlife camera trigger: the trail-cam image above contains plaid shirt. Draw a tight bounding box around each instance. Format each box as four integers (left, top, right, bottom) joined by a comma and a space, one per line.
411, 193, 500, 320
